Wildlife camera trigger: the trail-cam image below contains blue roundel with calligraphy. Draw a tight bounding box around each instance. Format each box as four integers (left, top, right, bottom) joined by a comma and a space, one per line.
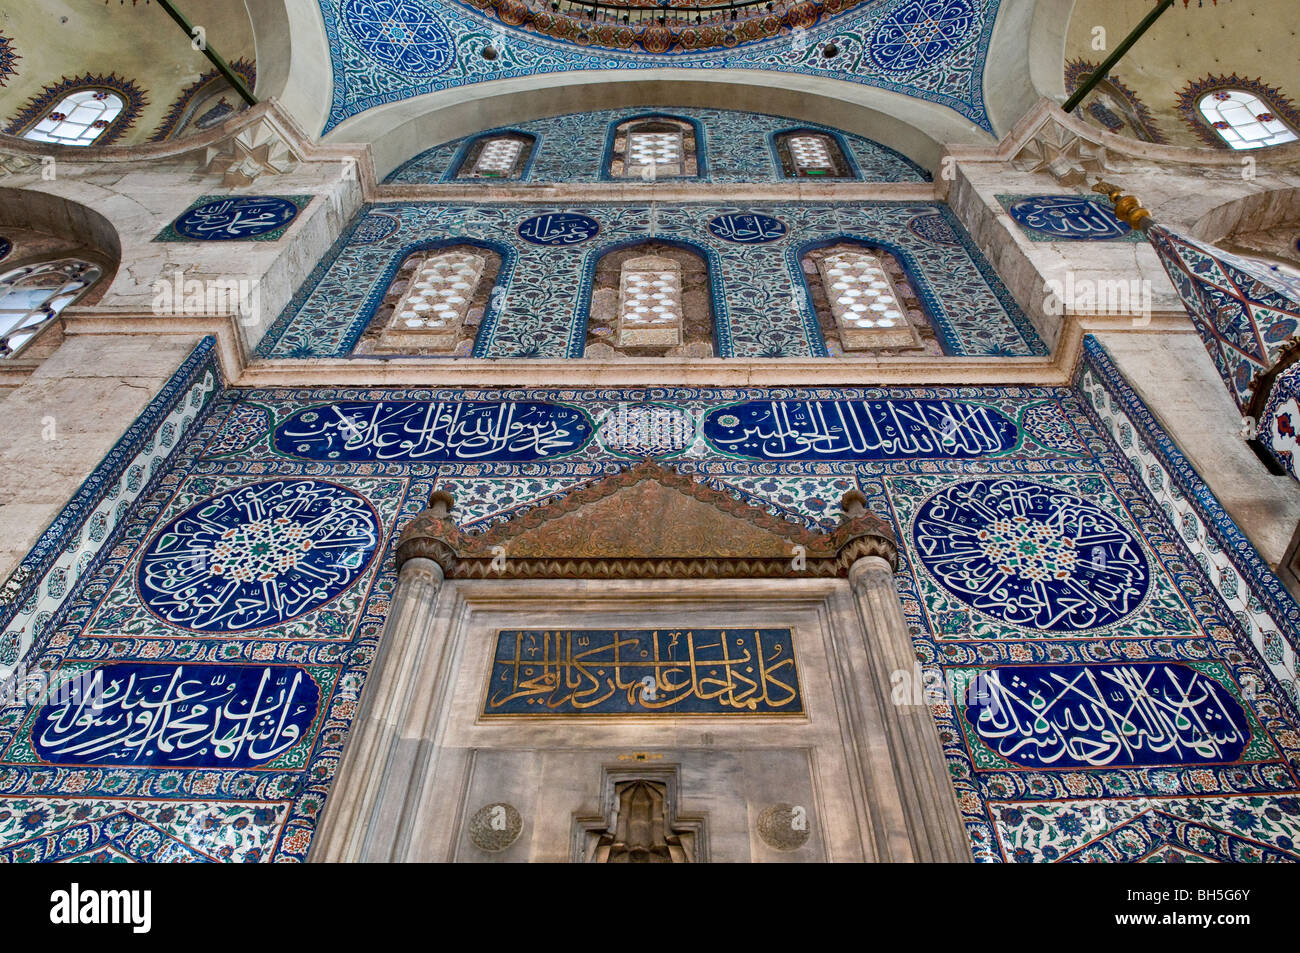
517, 213, 601, 246
138, 480, 381, 633
0, 236, 11, 263
1006, 195, 1131, 241
172, 196, 302, 241
869, 0, 979, 73
912, 478, 1151, 632
343, 0, 455, 77
706, 213, 787, 244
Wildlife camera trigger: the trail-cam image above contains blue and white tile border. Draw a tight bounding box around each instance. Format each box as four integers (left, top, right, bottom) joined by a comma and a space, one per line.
0, 338, 223, 680
1078, 336, 1300, 712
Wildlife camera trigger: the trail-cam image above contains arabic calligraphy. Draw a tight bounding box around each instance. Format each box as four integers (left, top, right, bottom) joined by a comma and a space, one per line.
913, 478, 1150, 631
484, 628, 803, 715
171, 196, 303, 241
137, 480, 380, 632
706, 213, 788, 244
31, 663, 322, 768
963, 663, 1252, 768
1007, 195, 1131, 241
516, 212, 600, 246
703, 399, 1018, 460
273, 400, 592, 462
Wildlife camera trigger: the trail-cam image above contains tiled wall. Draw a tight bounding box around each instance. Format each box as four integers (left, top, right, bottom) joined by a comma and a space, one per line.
385, 107, 929, 184
1, 338, 1297, 861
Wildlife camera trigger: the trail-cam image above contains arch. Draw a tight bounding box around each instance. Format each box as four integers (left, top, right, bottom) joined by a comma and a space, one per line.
573, 236, 726, 358
150, 60, 257, 142
446, 129, 539, 182
6, 77, 141, 146
601, 112, 706, 181
342, 235, 518, 359
1177, 75, 1300, 150
769, 127, 860, 179
326, 73, 980, 179
0, 186, 122, 292
789, 235, 957, 357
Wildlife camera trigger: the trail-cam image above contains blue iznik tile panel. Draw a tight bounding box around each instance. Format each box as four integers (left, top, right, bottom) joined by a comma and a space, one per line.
258, 201, 1045, 359
0, 339, 222, 681
317, 0, 1001, 134
385, 107, 929, 184
2, 349, 1300, 861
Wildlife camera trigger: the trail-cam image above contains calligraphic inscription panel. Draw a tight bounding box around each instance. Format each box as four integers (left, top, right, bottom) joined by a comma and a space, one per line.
483, 629, 803, 715
997, 194, 1143, 244
516, 213, 600, 246
957, 663, 1266, 770
703, 399, 1019, 461
706, 213, 788, 244
136, 480, 381, 633
912, 478, 1152, 632
10, 663, 332, 770
155, 195, 312, 243
273, 400, 593, 462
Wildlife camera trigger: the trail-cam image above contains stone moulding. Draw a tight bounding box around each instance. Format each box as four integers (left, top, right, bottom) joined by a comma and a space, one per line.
398, 460, 896, 579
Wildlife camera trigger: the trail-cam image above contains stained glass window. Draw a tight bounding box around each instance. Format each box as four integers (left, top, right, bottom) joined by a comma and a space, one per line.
775, 130, 853, 178
22, 90, 125, 146
0, 259, 101, 358
386, 250, 486, 344
788, 135, 837, 174
1198, 89, 1298, 149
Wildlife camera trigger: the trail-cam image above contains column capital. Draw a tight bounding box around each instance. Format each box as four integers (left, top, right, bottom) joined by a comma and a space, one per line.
396, 489, 459, 572
835, 490, 898, 575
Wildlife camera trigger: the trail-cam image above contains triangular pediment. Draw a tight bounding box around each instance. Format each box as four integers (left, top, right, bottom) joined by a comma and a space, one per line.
401, 461, 896, 579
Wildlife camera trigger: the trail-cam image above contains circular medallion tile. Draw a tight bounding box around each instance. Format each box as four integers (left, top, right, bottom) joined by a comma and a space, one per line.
172, 197, 302, 241
911, 478, 1151, 632
343, 0, 455, 77
517, 212, 600, 246
706, 212, 787, 244
138, 479, 381, 633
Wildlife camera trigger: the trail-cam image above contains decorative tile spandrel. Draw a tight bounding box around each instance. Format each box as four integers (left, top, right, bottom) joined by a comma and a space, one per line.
483, 629, 803, 715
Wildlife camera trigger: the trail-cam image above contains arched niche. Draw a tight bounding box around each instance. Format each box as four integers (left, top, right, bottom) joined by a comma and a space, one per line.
582, 239, 718, 359
0, 188, 121, 366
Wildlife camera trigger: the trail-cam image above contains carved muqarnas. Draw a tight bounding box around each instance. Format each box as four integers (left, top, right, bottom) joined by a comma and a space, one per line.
573, 767, 706, 863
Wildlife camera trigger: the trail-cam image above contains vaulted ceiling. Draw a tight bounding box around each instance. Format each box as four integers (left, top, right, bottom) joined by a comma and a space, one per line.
0, 0, 1296, 167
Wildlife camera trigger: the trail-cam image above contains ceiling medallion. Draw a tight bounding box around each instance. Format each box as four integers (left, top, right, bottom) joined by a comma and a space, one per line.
457, 0, 873, 56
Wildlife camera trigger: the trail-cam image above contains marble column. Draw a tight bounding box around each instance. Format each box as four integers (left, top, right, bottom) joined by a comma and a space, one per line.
310, 493, 459, 862
847, 553, 974, 862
